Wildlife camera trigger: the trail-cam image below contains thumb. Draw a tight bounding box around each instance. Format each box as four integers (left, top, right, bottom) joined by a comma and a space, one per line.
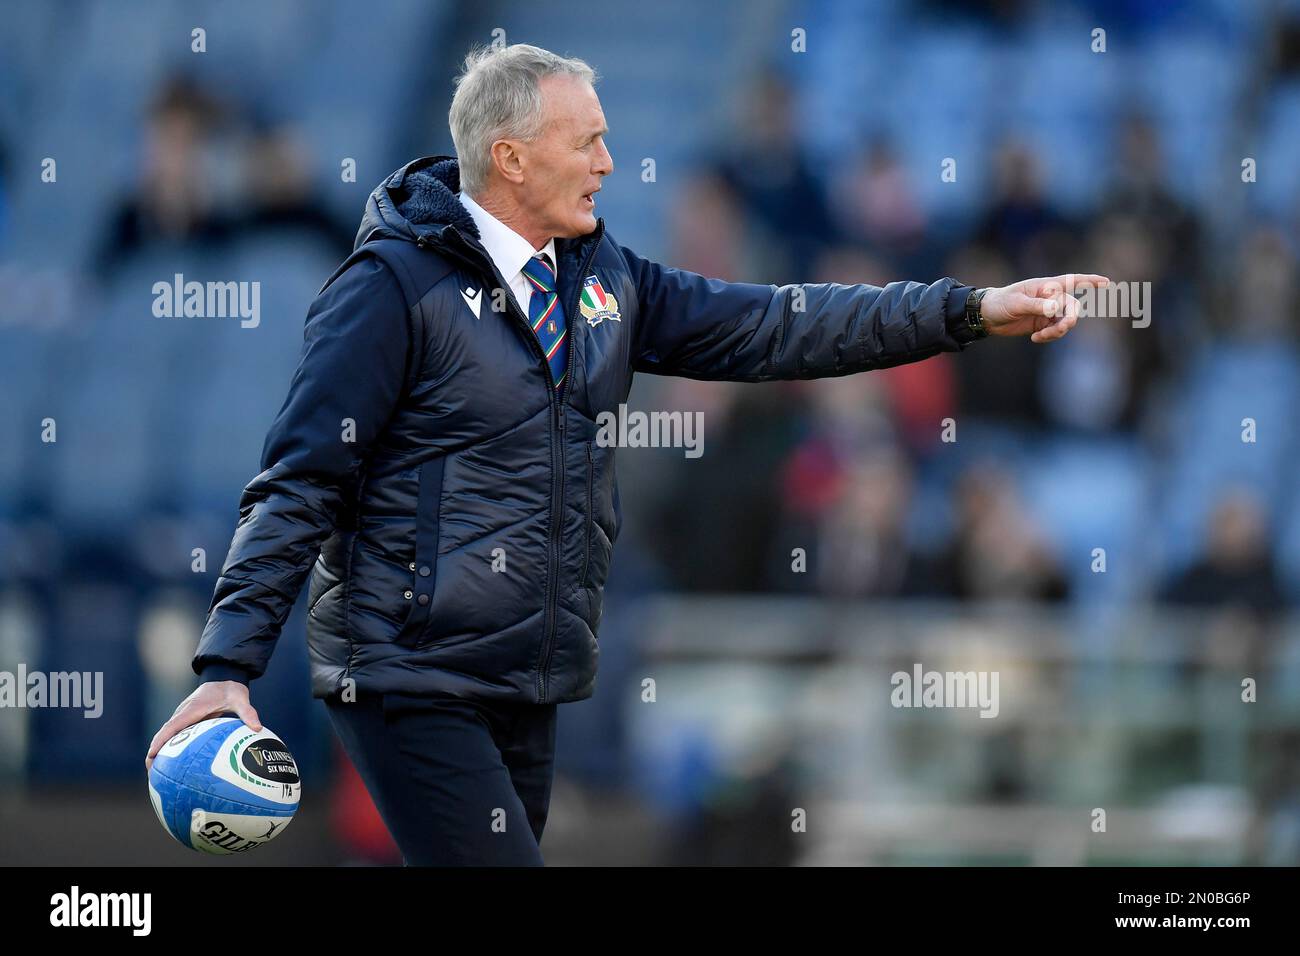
1003, 291, 1049, 319
233, 700, 263, 733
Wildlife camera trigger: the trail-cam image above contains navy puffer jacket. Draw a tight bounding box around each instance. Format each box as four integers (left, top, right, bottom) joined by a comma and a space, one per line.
192, 156, 981, 704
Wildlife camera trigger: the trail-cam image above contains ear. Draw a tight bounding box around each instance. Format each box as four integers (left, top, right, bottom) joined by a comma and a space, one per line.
490, 139, 526, 185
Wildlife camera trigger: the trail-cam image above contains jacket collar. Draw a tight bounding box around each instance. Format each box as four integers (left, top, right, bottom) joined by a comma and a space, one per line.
459, 190, 559, 291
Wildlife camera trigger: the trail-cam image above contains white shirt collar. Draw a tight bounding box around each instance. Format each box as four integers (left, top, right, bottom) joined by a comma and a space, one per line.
458, 191, 557, 282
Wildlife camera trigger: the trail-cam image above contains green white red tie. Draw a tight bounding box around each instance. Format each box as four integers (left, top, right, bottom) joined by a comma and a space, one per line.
522, 253, 567, 392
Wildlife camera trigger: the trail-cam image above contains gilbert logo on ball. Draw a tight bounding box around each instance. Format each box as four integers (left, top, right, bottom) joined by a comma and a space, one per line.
148, 716, 300, 854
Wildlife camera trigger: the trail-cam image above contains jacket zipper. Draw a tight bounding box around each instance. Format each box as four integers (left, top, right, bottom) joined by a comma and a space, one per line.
420, 225, 603, 703
536, 229, 602, 701
580, 442, 593, 587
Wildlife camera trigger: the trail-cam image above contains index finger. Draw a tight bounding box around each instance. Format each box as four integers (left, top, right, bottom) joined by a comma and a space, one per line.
1049, 274, 1111, 291
146, 712, 199, 770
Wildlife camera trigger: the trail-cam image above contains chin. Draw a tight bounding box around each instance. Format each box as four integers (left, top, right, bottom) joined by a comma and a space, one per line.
563, 216, 596, 237
550, 208, 598, 240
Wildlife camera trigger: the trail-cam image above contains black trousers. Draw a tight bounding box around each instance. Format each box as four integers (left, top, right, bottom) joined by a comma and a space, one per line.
325, 690, 558, 866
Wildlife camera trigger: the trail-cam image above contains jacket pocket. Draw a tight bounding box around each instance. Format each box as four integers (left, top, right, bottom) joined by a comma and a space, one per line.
307, 549, 345, 618
395, 455, 444, 646
581, 441, 594, 587
308, 579, 343, 618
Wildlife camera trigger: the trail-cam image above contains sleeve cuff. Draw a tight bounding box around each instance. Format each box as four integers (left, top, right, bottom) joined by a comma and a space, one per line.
195, 662, 253, 685
944, 284, 980, 346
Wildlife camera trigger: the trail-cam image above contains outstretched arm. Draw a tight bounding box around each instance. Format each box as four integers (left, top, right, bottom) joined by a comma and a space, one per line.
620, 241, 1107, 380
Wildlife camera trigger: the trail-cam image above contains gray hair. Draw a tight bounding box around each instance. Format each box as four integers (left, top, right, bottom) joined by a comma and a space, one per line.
449, 43, 597, 197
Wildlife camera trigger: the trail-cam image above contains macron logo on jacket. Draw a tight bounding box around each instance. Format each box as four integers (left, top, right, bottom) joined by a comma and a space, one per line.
460, 285, 482, 318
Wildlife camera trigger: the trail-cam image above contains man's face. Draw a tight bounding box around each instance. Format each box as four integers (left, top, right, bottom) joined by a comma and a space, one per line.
517, 74, 613, 238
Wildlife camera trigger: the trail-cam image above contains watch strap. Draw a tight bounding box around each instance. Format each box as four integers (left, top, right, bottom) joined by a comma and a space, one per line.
965, 287, 991, 339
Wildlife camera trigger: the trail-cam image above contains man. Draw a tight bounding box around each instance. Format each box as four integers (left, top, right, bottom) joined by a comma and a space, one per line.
146, 43, 1107, 865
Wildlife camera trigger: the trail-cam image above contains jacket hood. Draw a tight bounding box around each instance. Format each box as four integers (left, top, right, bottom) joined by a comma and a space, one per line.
355, 155, 480, 250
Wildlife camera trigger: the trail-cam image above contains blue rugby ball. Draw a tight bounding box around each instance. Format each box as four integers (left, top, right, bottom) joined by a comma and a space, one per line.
148, 716, 300, 854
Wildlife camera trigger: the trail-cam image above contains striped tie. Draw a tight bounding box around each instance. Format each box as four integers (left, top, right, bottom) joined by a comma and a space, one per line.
522, 253, 568, 392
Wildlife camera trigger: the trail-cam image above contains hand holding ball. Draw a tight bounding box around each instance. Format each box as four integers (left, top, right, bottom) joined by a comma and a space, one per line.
147, 716, 300, 854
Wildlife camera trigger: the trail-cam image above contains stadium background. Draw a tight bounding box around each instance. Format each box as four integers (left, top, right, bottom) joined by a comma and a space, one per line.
2, 0, 1299, 865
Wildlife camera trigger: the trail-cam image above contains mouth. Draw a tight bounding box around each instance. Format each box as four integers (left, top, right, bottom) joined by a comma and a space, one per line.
582, 188, 600, 209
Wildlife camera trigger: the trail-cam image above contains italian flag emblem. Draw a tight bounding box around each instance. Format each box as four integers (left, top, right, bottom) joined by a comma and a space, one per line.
579, 275, 621, 326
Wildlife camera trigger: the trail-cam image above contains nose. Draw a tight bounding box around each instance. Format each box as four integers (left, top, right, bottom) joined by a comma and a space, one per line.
594, 137, 613, 177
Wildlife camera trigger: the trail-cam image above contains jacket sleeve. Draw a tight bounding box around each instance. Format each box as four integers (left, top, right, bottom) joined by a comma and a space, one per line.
618, 243, 980, 381
192, 254, 411, 684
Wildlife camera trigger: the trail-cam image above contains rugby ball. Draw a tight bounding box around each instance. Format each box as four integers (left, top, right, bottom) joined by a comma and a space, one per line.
148, 716, 300, 854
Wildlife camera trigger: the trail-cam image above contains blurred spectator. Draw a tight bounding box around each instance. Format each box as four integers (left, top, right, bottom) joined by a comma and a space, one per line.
93, 77, 234, 274
944, 240, 1047, 426
1098, 116, 1206, 359
668, 169, 750, 280
926, 462, 1071, 603
1101, 115, 1204, 289
1036, 312, 1133, 433
830, 136, 927, 259
805, 449, 930, 598
710, 69, 836, 281
647, 384, 810, 593
1065, 213, 1173, 427
1219, 226, 1298, 340
974, 140, 1074, 278
1160, 489, 1287, 619
234, 125, 350, 256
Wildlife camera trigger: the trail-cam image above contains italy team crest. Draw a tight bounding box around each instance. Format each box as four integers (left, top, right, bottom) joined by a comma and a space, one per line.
579, 275, 621, 327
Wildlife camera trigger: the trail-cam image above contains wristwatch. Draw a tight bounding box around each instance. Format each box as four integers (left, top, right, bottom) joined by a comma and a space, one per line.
964, 287, 991, 339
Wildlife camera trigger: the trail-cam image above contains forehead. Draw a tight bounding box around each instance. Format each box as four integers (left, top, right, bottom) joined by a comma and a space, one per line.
538, 74, 605, 132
